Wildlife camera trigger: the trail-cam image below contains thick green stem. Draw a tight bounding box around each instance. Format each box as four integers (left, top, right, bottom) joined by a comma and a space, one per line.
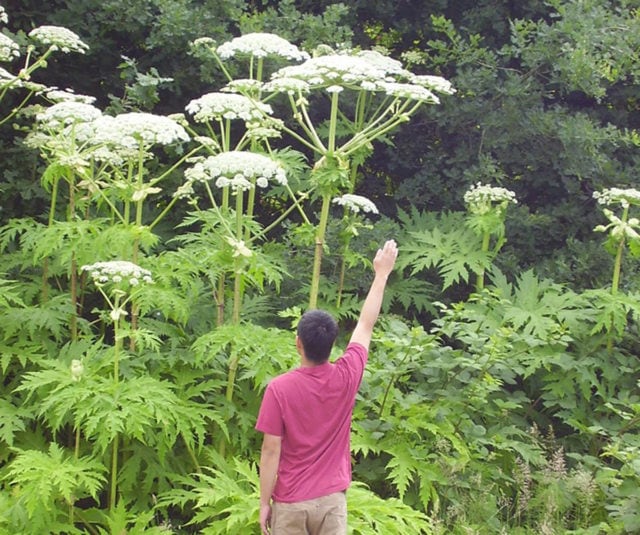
232, 192, 244, 324
608, 206, 628, 352
611, 206, 628, 296
328, 92, 340, 153
110, 312, 122, 511
476, 231, 491, 292
309, 194, 332, 309
41, 177, 59, 302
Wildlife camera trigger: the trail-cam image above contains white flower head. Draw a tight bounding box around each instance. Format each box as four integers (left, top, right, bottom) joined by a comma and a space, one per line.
45, 88, 97, 104
82, 260, 153, 290
262, 77, 310, 95
326, 85, 344, 94
0, 66, 21, 89
272, 50, 410, 90
593, 187, 640, 209
29, 25, 89, 54
186, 92, 272, 123
91, 112, 190, 150
70, 359, 84, 381
222, 78, 264, 94
464, 182, 517, 214
36, 101, 102, 130
226, 237, 253, 258
378, 81, 439, 103
0, 5, 8, 24
191, 37, 216, 50
186, 151, 287, 192
217, 33, 309, 61
0, 33, 19, 61
332, 194, 379, 215
411, 74, 456, 95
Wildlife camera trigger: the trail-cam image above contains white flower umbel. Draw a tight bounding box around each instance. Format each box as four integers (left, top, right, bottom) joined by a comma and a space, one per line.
377, 81, 439, 103
29, 25, 89, 54
45, 88, 97, 104
82, 260, 153, 289
217, 32, 309, 61
464, 182, 517, 215
332, 194, 379, 215
70, 359, 84, 382
0, 66, 19, 86
0, 5, 8, 24
36, 101, 102, 129
271, 50, 411, 90
185, 150, 287, 191
595, 209, 640, 241
92, 112, 190, 150
186, 92, 272, 123
411, 74, 456, 95
262, 77, 310, 95
0, 33, 19, 61
593, 187, 640, 209
226, 237, 253, 258
222, 78, 264, 94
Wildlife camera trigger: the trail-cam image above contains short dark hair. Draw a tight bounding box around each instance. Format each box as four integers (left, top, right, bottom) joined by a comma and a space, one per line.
297, 309, 338, 363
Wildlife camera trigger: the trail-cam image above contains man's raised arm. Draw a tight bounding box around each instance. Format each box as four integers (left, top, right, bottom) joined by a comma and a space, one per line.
349, 239, 398, 350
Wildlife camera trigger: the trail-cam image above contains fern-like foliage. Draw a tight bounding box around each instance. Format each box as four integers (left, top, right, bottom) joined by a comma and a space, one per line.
398, 210, 493, 290
6, 443, 106, 517
347, 481, 434, 535
156, 448, 260, 534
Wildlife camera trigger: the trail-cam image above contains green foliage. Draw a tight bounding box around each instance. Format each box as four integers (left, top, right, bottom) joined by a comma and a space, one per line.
5, 443, 106, 521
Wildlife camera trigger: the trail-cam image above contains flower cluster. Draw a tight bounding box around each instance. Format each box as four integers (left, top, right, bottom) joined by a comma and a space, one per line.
464, 182, 517, 214
262, 77, 310, 95
35, 101, 102, 130
28, 25, 89, 54
0, 33, 19, 61
82, 261, 153, 288
217, 33, 309, 62
377, 82, 439, 103
0, 66, 17, 85
593, 187, 640, 208
186, 92, 272, 123
91, 112, 190, 150
594, 209, 640, 241
271, 50, 411, 90
332, 194, 379, 215
45, 89, 96, 104
70, 359, 84, 382
222, 78, 263, 95
226, 237, 252, 258
411, 75, 456, 95
0, 5, 8, 24
184, 151, 287, 192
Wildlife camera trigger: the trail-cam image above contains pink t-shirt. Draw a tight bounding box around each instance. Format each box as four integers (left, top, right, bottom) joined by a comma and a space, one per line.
255, 342, 368, 503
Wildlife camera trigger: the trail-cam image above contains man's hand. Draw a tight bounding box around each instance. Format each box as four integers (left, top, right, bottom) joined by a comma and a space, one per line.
373, 239, 398, 279
260, 503, 272, 534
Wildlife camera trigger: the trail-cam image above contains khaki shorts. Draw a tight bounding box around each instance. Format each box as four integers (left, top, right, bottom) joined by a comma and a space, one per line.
271, 491, 347, 535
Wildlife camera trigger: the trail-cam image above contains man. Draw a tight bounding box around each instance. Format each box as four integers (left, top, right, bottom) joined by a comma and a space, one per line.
256, 239, 398, 534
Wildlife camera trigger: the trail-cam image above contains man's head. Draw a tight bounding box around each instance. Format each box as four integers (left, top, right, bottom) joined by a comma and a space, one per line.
296, 309, 338, 364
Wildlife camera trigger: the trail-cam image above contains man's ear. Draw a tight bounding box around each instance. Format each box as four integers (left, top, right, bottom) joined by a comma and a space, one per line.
295, 336, 304, 356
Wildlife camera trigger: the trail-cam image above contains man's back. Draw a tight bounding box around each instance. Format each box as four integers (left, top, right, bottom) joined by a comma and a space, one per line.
256, 342, 367, 502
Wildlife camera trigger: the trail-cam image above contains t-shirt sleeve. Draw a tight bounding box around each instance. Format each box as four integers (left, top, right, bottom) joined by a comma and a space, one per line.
335, 342, 368, 386
255, 383, 284, 436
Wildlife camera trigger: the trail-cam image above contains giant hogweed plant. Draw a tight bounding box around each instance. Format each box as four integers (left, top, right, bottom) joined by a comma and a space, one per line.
192, 32, 455, 308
